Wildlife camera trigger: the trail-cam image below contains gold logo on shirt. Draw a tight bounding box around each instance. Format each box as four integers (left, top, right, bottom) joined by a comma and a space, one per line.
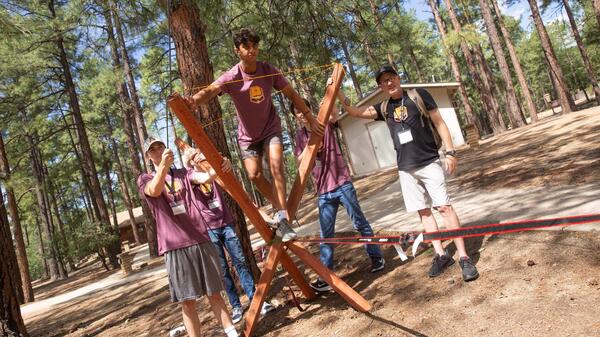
394, 105, 408, 122
249, 85, 264, 104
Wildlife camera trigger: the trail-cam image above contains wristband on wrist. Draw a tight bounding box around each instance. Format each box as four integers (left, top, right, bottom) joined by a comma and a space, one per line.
445, 150, 457, 157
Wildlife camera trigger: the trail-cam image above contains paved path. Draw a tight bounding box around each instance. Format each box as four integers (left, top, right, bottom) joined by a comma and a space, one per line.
290, 180, 600, 239
21, 244, 166, 319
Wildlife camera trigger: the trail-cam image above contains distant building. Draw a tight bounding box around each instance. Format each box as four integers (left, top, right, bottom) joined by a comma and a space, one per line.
112, 207, 147, 245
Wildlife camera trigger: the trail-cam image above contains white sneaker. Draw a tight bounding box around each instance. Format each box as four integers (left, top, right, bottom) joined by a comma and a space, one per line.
260, 301, 276, 315
231, 307, 243, 324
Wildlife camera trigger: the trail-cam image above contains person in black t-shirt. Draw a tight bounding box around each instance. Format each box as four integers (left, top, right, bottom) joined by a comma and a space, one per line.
337, 65, 479, 282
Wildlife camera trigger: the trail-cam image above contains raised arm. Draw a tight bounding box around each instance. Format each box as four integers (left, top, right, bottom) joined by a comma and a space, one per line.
185, 83, 223, 110
144, 149, 174, 197
337, 90, 378, 120
281, 84, 325, 136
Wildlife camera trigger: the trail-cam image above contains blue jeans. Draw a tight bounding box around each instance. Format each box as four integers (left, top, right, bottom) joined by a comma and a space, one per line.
318, 181, 382, 270
208, 224, 255, 309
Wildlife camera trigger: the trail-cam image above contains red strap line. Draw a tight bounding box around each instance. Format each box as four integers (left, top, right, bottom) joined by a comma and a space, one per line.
294, 213, 600, 245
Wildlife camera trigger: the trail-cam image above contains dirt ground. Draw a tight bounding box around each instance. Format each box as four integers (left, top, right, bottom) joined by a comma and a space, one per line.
22, 107, 600, 337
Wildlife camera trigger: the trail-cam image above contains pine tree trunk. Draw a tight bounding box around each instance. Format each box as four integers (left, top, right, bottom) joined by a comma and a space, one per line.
289, 42, 318, 108
442, 0, 494, 135
407, 45, 425, 83
0, 134, 34, 302
33, 213, 49, 280
562, 0, 600, 105
368, 0, 396, 71
26, 131, 59, 281
102, 5, 152, 250
168, 0, 261, 281
427, 0, 478, 130
594, 0, 600, 29
50, 0, 120, 268
1, 205, 29, 336
479, 0, 526, 127
490, 0, 538, 122
104, 113, 141, 244
110, 0, 150, 168
340, 41, 364, 99
1, 189, 24, 304
46, 181, 69, 278
527, 0, 575, 113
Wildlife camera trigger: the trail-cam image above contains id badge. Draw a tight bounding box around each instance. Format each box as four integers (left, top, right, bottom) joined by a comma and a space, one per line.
170, 201, 187, 215
208, 199, 221, 210
397, 129, 413, 144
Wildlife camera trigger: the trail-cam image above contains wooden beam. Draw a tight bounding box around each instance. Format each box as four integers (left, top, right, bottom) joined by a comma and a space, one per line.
287, 241, 371, 312
242, 243, 284, 337
286, 64, 346, 219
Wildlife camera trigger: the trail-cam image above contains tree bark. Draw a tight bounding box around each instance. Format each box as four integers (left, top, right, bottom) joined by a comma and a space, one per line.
33, 213, 49, 280
110, 0, 150, 171
1, 185, 24, 305
479, 0, 526, 128
1, 201, 29, 336
561, 0, 600, 105
527, 0, 575, 113
104, 113, 141, 244
289, 42, 318, 109
26, 131, 59, 281
49, 0, 120, 268
103, 3, 157, 255
442, 0, 494, 135
341, 41, 364, 99
406, 45, 425, 83
46, 180, 69, 277
427, 0, 478, 130
490, 0, 538, 122
168, 0, 261, 281
593, 0, 600, 29
0, 134, 34, 302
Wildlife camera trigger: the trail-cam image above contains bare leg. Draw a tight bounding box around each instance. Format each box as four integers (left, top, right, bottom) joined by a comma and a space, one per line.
437, 205, 468, 258
266, 143, 286, 214
418, 208, 445, 256
206, 293, 234, 330
243, 155, 278, 207
181, 300, 202, 337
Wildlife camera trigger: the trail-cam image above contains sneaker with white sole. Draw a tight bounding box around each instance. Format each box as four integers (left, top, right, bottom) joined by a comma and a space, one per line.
274, 218, 297, 242
370, 257, 385, 273
231, 306, 243, 324
310, 279, 332, 292
260, 301, 276, 315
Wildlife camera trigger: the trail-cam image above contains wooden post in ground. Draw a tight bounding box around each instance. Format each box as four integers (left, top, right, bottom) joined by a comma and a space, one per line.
167, 64, 370, 337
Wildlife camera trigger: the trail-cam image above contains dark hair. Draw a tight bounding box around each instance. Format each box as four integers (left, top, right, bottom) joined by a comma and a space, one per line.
233, 28, 260, 49
289, 98, 311, 115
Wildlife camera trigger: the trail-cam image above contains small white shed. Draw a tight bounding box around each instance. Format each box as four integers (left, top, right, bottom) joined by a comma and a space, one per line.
338, 82, 465, 176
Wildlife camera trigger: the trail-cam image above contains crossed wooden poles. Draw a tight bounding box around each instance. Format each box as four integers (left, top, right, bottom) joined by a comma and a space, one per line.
167, 64, 370, 337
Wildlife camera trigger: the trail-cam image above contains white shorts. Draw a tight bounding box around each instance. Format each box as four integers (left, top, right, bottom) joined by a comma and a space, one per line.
398, 160, 451, 213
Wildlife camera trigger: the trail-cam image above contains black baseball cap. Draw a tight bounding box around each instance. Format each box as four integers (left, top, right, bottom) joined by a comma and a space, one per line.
375, 65, 398, 84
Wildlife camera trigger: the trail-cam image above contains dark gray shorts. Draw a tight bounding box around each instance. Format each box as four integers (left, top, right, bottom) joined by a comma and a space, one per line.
239, 133, 282, 160
164, 242, 224, 303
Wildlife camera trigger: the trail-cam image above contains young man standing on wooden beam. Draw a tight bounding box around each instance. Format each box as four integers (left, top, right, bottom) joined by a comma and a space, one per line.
291, 98, 385, 292
186, 28, 323, 242
337, 66, 479, 282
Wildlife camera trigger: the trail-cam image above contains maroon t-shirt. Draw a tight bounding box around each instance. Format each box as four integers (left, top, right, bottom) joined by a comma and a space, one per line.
137, 168, 210, 255
294, 123, 351, 194
190, 181, 234, 230
214, 61, 288, 147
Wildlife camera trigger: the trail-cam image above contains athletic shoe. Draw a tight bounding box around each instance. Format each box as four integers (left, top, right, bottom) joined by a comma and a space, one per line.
428, 250, 455, 277
310, 279, 332, 292
459, 256, 480, 282
231, 306, 243, 324
275, 218, 297, 242
370, 257, 385, 273
260, 301, 276, 315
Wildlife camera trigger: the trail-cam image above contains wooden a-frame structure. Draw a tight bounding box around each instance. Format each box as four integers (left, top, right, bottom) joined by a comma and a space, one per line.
167, 64, 370, 337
